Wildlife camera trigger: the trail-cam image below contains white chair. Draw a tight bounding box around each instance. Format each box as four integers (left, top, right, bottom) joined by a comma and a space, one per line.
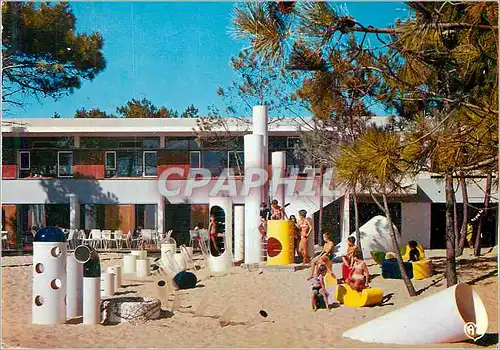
81, 230, 94, 247
112, 230, 123, 249
101, 230, 112, 250
90, 229, 103, 250
141, 229, 153, 245
131, 230, 142, 249
2, 234, 8, 249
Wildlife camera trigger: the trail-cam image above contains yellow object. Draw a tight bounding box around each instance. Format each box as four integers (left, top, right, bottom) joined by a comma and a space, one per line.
335, 284, 383, 307
402, 243, 425, 261
412, 259, 433, 280
266, 220, 294, 265
323, 273, 337, 306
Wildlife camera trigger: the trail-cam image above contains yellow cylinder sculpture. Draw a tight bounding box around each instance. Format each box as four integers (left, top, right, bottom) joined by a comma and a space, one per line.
266, 220, 294, 265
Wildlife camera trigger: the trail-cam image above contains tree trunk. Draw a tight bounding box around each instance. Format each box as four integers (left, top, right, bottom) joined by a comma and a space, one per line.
474, 171, 492, 256
453, 194, 459, 250
457, 172, 469, 256
318, 165, 325, 245
444, 173, 458, 287
353, 191, 363, 260
371, 192, 417, 296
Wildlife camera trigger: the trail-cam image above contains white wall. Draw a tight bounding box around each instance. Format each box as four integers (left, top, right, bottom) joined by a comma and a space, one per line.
401, 202, 431, 248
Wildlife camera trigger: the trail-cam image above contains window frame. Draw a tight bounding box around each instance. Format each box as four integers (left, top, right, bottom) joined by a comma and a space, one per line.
105, 151, 117, 171
57, 151, 73, 178
19, 151, 30, 171
189, 151, 201, 169
142, 151, 158, 177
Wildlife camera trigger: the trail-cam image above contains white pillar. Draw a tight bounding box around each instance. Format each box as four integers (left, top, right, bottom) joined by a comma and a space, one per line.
74, 136, 81, 148
234, 205, 245, 262
85, 205, 96, 230
253, 105, 269, 204
244, 134, 264, 264
271, 151, 286, 207
66, 253, 83, 319
69, 194, 80, 230
340, 193, 351, 242
157, 200, 165, 234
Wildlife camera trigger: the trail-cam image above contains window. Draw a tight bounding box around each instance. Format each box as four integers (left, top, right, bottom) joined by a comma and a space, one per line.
228, 151, 244, 176
117, 151, 143, 177
19, 151, 30, 170
287, 136, 302, 149
202, 151, 227, 176
165, 137, 199, 150
57, 151, 73, 177
105, 151, 116, 178
190, 151, 201, 168
80, 137, 160, 149
143, 151, 157, 177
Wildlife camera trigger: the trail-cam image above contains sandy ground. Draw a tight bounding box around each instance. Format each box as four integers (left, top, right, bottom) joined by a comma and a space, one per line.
2, 248, 498, 348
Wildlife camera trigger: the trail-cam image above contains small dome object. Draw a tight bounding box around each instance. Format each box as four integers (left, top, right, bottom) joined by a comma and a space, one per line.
34, 227, 66, 243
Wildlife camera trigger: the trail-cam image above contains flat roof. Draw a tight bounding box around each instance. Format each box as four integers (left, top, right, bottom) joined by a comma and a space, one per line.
1, 116, 390, 136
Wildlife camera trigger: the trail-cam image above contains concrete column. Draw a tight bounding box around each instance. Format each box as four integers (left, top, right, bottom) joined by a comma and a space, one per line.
271, 151, 286, 207
74, 136, 81, 148
69, 194, 80, 230
340, 193, 351, 242
234, 205, 245, 262
157, 199, 165, 234
244, 134, 264, 264
160, 136, 166, 148
252, 105, 269, 204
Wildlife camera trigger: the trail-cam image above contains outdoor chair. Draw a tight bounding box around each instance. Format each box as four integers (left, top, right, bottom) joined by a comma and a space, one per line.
112, 230, 123, 249
123, 230, 132, 249
2, 234, 8, 249
189, 230, 200, 250
131, 230, 142, 249
141, 229, 154, 245
90, 229, 104, 250
101, 230, 112, 250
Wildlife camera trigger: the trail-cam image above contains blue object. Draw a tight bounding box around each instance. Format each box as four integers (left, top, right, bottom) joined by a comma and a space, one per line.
34, 227, 66, 243
381, 259, 414, 279
173, 271, 197, 290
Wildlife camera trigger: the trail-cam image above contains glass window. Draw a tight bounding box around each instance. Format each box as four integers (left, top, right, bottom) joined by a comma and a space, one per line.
165, 137, 196, 150
81, 137, 160, 149
190, 151, 201, 168
19, 151, 30, 170
105, 151, 116, 178
228, 151, 244, 176
287, 136, 302, 149
269, 137, 288, 150
23, 150, 57, 178
202, 151, 227, 176
143, 151, 157, 177
58, 151, 73, 177
117, 151, 143, 177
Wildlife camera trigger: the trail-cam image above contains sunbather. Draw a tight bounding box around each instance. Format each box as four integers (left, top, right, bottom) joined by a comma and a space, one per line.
309, 232, 335, 278
345, 250, 370, 292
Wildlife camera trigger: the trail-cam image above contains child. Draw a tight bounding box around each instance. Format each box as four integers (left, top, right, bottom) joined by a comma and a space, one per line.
270, 199, 286, 220
408, 240, 420, 262
307, 264, 330, 311
342, 236, 358, 267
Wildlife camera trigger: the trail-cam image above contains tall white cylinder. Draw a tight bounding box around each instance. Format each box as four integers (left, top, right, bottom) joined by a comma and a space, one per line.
161, 242, 177, 268
123, 254, 137, 274
136, 258, 150, 278
244, 134, 264, 264
234, 205, 245, 261
253, 105, 269, 203
107, 266, 122, 290
157, 200, 165, 236
174, 253, 187, 272
131, 250, 147, 259
83, 277, 100, 325
271, 151, 286, 207
100, 272, 115, 297
155, 278, 170, 309
32, 242, 67, 325
69, 194, 80, 230
66, 253, 83, 319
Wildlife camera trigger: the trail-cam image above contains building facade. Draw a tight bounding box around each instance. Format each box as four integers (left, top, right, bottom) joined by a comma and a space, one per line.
1, 118, 497, 251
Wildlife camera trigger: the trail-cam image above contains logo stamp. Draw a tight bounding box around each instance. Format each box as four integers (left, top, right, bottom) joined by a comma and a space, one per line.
464, 322, 485, 342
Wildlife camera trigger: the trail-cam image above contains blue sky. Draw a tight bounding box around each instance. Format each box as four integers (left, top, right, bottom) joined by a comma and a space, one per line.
7, 2, 408, 119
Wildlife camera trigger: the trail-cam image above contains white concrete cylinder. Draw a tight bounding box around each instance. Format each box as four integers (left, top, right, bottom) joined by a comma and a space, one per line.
155, 278, 170, 309
123, 254, 137, 274
174, 253, 187, 272
66, 253, 83, 319
83, 277, 100, 325
131, 250, 147, 259
244, 134, 264, 264
253, 105, 269, 203
69, 194, 80, 231
343, 284, 488, 345
100, 272, 115, 297
107, 266, 122, 290
32, 242, 67, 325
157, 200, 165, 236
208, 197, 234, 273
234, 205, 245, 262
136, 258, 150, 278
271, 151, 286, 207
161, 243, 177, 269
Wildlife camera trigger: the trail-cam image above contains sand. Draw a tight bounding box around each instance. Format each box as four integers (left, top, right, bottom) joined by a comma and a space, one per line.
2, 248, 498, 348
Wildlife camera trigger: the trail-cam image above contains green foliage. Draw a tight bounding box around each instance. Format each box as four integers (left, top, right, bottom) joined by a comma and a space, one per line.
2, 2, 106, 107
116, 98, 180, 118
75, 108, 113, 119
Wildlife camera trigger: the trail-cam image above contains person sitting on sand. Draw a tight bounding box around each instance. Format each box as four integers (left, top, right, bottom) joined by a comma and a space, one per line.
407, 240, 420, 262
309, 232, 335, 278
342, 236, 358, 267
345, 250, 370, 292
270, 199, 286, 220
307, 264, 330, 312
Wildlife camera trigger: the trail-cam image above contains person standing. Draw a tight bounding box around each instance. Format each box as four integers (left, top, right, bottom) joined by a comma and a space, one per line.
289, 215, 300, 259
298, 209, 312, 263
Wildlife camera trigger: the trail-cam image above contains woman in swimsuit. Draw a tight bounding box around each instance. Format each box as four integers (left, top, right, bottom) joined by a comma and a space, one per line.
346, 250, 370, 292
297, 209, 311, 263
208, 215, 220, 256
270, 199, 286, 220
309, 232, 335, 278
289, 215, 300, 258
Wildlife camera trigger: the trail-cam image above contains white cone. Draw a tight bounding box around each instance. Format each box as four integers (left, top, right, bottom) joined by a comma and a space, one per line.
342, 283, 488, 345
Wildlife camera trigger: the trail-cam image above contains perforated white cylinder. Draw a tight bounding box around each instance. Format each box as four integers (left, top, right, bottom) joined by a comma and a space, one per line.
136, 259, 150, 278
271, 151, 286, 207
100, 272, 115, 297
161, 243, 177, 268
83, 277, 100, 325
155, 278, 170, 309
123, 254, 137, 274
66, 253, 83, 319
107, 266, 122, 290
244, 134, 264, 264
32, 242, 67, 325
253, 105, 269, 203
234, 205, 245, 262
